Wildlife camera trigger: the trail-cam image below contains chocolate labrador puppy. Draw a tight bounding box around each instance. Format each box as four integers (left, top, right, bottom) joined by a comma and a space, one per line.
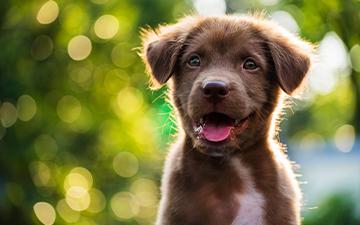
141, 15, 314, 225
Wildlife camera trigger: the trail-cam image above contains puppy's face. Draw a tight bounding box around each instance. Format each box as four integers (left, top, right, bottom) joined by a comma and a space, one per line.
142, 16, 313, 157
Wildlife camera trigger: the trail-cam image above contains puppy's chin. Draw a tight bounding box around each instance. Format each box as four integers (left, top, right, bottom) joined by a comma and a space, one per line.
192, 138, 239, 157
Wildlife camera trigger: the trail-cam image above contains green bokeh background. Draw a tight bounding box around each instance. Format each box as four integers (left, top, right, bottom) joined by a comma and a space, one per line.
0, 0, 359, 225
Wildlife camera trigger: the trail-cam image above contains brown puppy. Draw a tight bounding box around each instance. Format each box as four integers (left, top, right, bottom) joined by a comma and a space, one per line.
141, 15, 314, 225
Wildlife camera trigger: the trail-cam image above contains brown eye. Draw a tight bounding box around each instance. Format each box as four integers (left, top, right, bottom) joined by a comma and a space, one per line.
188, 54, 201, 67
243, 58, 258, 70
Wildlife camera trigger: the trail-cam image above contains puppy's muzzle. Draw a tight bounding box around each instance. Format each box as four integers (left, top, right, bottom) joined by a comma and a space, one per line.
202, 80, 229, 102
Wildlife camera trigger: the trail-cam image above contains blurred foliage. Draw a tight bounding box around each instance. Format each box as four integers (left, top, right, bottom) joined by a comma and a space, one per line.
287, 0, 360, 138
303, 193, 360, 225
0, 0, 190, 224
0, 0, 359, 225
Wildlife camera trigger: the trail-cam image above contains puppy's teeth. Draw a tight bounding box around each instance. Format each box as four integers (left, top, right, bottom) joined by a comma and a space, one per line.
200, 118, 204, 125
234, 120, 239, 126
194, 126, 202, 133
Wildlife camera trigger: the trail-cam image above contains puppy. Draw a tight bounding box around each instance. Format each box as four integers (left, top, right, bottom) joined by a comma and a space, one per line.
141, 15, 314, 225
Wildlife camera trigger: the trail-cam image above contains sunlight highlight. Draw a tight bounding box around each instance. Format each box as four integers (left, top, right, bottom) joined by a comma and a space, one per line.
64, 167, 93, 191
87, 188, 106, 213
308, 32, 350, 95
130, 178, 158, 207
94, 15, 119, 39
116, 87, 143, 115
111, 43, 136, 68
65, 186, 91, 211
67, 35, 92, 61
270, 11, 299, 34
62, 167, 94, 212
350, 44, 360, 72
17, 95, 37, 121
57, 95, 82, 123
30, 161, 52, 187
0, 102, 17, 128
113, 152, 139, 178
111, 192, 139, 220
193, 0, 226, 15
33, 202, 56, 225
36, 0, 59, 24
334, 124, 355, 153
56, 199, 80, 223
70, 67, 92, 84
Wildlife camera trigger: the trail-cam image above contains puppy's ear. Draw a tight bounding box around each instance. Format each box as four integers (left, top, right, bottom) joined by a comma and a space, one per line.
141, 18, 196, 88
262, 23, 315, 95
143, 38, 181, 87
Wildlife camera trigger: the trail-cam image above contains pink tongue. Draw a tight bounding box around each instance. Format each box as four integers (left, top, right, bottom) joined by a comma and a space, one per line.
202, 123, 233, 142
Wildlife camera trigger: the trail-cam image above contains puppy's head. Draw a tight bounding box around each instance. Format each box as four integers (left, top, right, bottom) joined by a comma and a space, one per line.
141, 15, 314, 157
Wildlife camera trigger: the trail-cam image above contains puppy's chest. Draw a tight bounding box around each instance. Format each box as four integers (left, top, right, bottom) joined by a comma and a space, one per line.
232, 188, 265, 225
185, 159, 266, 225
230, 158, 266, 225
188, 178, 265, 225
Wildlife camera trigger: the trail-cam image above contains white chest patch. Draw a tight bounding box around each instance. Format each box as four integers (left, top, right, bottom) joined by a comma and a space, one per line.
231, 158, 266, 225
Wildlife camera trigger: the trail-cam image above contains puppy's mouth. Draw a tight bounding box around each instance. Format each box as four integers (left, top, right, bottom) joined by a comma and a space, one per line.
193, 112, 249, 143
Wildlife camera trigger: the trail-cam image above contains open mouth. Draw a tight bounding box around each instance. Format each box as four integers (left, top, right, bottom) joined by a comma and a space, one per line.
194, 112, 249, 143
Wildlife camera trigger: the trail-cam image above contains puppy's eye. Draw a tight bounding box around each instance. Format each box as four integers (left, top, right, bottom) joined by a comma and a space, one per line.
243, 58, 258, 70
188, 54, 201, 67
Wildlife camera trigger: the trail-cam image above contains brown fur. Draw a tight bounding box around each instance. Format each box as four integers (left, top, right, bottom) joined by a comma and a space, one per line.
141, 15, 314, 225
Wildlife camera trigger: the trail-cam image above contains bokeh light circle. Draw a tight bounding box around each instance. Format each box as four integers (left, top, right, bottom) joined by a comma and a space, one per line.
56, 199, 80, 223
67, 35, 92, 61
110, 192, 139, 220
0, 102, 18, 128
57, 95, 82, 123
36, 0, 59, 24
87, 188, 106, 213
94, 15, 119, 39
113, 152, 139, 178
70, 67, 92, 84
33, 202, 56, 225
350, 44, 360, 72
34, 134, 58, 160
130, 178, 158, 207
17, 95, 37, 121
29, 161, 52, 187
116, 87, 143, 115
193, 0, 226, 16
111, 43, 136, 68
31, 35, 53, 61
65, 186, 91, 211
334, 124, 355, 153
64, 167, 93, 191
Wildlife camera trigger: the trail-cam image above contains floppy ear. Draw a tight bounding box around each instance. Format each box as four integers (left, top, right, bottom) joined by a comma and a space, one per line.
141, 18, 196, 88
263, 24, 314, 95
144, 38, 181, 87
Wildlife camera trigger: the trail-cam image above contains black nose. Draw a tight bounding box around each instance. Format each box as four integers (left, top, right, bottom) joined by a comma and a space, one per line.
202, 80, 229, 100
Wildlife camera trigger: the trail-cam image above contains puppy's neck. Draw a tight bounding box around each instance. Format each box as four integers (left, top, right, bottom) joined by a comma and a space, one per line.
183, 134, 270, 161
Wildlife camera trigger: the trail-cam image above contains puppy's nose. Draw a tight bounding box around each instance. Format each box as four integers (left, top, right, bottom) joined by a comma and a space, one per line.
202, 80, 229, 100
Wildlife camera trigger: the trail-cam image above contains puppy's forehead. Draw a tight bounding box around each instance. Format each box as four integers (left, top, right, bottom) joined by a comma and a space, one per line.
186, 19, 263, 54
